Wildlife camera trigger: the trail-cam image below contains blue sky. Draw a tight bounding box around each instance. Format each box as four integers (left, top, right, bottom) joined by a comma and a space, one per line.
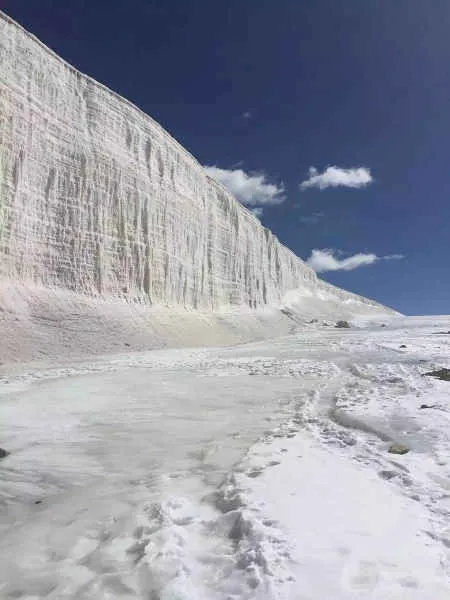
3, 0, 449, 315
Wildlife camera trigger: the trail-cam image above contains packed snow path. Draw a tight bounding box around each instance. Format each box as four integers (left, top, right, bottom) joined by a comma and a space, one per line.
0, 316, 449, 599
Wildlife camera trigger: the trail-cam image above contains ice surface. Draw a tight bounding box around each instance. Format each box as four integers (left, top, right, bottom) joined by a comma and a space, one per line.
0, 11, 389, 333
0, 316, 449, 598
0, 9, 307, 307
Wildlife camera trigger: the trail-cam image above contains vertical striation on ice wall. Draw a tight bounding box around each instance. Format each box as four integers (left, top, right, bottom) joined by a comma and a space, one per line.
0, 12, 381, 313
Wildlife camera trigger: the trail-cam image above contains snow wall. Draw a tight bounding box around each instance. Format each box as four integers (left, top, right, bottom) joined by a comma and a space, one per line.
0, 12, 394, 362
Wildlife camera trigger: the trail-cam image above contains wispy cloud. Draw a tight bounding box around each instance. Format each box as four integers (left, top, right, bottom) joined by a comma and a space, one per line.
384, 254, 405, 261
300, 166, 373, 190
251, 207, 264, 218
241, 111, 252, 119
204, 166, 285, 206
299, 211, 324, 225
306, 249, 403, 273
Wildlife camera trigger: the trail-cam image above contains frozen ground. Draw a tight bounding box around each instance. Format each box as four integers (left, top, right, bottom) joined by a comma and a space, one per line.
0, 316, 449, 599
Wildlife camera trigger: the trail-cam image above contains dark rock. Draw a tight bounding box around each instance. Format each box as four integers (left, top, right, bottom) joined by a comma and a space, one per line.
419, 403, 437, 409
388, 443, 410, 455
335, 320, 350, 329
380, 323, 387, 327
399, 344, 407, 349
423, 368, 450, 382
379, 470, 398, 480
0, 448, 9, 459
124, 342, 131, 347
34, 500, 43, 505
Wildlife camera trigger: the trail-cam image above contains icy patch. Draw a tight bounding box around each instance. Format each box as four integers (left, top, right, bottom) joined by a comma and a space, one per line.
0, 316, 449, 598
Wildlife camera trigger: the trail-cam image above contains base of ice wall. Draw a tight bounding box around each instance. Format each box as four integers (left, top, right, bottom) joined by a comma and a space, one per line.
0, 282, 395, 364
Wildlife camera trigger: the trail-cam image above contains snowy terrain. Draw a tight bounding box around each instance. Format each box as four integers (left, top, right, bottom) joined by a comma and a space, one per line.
0, 12, 447, 599
1, 316, 449, 599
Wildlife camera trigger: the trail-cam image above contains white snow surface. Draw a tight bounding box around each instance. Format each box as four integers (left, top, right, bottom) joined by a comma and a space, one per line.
0, 9, 391, 362
0, 316, 449, 599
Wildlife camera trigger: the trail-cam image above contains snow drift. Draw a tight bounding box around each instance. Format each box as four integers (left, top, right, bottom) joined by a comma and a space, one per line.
0, 11, 393, 362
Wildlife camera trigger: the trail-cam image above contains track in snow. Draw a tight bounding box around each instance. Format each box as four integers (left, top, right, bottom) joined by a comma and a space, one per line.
0, 316, 449, 598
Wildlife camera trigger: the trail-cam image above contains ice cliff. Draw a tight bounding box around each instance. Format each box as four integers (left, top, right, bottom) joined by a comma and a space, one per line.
0, 10, 391, 361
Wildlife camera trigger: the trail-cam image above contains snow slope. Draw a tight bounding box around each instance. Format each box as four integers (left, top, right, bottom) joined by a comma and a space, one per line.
0, 10, 393, 363
0, 316, 449, 599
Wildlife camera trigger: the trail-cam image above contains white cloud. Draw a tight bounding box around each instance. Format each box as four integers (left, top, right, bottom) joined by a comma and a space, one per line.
204, 166, 285, 206
251, 207, 264, 218
300, 166, 373, 190
241, 111, 252, 119
306, 249, 403, 273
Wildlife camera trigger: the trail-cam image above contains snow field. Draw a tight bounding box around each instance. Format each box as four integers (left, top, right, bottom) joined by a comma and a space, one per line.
0, 316, 448, 598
